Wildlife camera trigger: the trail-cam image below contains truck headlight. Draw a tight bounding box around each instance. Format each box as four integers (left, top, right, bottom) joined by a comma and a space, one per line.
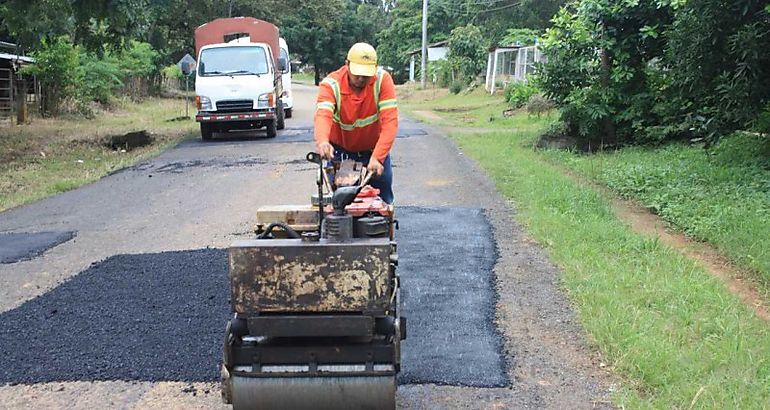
257, 93, 275, 109
196, 95, 212, 110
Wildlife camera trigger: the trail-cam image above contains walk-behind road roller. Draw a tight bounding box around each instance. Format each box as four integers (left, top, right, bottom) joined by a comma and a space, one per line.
221, 153, 405, 409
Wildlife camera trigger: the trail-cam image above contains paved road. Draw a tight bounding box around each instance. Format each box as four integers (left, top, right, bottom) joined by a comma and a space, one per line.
0, 82, 613, 409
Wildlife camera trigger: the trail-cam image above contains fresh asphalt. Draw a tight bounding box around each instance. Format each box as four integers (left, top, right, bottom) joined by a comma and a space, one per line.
0, 82, 613, 408
0, 207, 506, 388
0, 231, 76, 264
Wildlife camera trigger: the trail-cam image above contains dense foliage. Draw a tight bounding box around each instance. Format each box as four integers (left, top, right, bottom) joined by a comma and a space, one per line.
21, 36, 80, 116
501, 28, 541, 46
504, 81, 539, 108
22, 37, 158, 116
447, 25, 487, 83
539, 0, 770, 145
375, 0, 565, 83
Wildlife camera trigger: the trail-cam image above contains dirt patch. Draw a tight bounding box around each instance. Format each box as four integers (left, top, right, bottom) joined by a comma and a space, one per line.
434, 107, 474, 113
395, 84, 450, 103
612, 198, 770, 322
412, 110, 443, 121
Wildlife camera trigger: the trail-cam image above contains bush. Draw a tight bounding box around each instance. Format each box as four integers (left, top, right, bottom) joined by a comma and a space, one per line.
448, 24, 487, 83
22, 36, 80, 116
502, 28, 541, 46
428, 58, 454, 87
116, 41, 158, 77
449, 80, 463, 95
77, 52, 123, 105
526, 94, 554, 117
504, 81, 539, 108
539, 0, 770, 147
23, 37, 161, 115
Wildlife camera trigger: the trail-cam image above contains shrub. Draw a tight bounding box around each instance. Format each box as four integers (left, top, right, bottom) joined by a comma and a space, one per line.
428, 58, 454, 87
526, 94, 554, 118
448, 24, 487, 83
76, 52, 123, 105
116, 41, 158, 77
22, 36, 80, 116
504, 81, 539, 108
449, 80, 463, 95
502, 28, 541, 46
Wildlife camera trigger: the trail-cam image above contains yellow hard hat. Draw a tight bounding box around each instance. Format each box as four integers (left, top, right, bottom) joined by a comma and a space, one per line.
347, 43, 378, 77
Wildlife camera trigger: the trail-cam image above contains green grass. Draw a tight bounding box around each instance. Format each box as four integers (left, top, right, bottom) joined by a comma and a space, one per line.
0, 98, 197, 211
544, 135, 770, 284
292, 71, 315, 84
400, 85, 769, 286
400, 86, 553, 131
453, 129, 770, 409
398, 86, 770, 408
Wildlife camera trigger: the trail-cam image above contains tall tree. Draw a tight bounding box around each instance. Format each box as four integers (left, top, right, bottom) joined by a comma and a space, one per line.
281, 0, 379, 84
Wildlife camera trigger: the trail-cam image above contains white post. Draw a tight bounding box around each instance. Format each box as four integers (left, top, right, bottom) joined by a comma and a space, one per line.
485, 51, 493, 92
490, 49, 499, 94
420, 0, 428, 88
410, 55, 415, 82
514, 48, 522, 81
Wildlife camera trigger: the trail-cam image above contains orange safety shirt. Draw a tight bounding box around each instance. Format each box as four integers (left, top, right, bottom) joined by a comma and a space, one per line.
314, 64, 398, 163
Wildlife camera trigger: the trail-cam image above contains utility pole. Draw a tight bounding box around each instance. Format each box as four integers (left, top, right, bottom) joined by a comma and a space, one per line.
420, 0, 428, 88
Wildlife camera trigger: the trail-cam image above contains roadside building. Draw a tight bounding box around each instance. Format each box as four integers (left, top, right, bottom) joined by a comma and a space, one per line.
0, 41, 36, 123
405, 40, 449, 83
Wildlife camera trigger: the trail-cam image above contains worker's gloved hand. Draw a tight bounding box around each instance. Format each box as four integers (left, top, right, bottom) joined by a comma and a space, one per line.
317, 141, 335, 160
367, 158, 384, 176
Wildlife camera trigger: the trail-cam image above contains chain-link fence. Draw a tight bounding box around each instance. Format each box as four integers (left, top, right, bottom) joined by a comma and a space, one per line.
485, 46, 546, 94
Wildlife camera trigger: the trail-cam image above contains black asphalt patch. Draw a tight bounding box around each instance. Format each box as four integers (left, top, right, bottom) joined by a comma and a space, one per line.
397, 207, 508, 387
0, 231, 76, 264
396, 127, 427, 138
127, 157, 268, 174
0, 249, 229, 384
0, 208, 505, 386
176, 126, 425, 147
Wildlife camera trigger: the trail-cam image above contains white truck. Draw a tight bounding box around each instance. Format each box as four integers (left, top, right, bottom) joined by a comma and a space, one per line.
194, 17, 288, 140
279, 37, 293, 119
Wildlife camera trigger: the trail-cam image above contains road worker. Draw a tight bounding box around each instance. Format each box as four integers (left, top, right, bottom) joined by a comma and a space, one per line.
314, 42, 398, 204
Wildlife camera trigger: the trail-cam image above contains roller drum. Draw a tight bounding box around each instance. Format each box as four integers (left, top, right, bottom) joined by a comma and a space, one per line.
231, 375, 395, 410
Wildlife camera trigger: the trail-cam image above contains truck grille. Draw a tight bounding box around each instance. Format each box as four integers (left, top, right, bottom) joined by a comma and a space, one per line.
216, 100, 253, 112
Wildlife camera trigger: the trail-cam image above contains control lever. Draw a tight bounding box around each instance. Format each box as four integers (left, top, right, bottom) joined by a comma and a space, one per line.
306, 152, 325, 230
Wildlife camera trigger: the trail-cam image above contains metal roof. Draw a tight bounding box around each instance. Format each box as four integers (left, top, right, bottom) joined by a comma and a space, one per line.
406, 40, 449, 56
0, 52, 34, 63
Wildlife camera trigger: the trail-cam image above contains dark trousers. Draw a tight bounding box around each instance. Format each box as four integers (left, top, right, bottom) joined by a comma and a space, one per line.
333, 148, 394, 204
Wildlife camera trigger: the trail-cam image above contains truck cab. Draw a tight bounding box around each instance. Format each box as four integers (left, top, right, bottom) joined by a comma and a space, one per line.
194, 17, 286, 140
279, 37, 293, 118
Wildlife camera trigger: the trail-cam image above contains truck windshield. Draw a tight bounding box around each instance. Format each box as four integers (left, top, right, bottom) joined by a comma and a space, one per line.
198, 46, 269, 76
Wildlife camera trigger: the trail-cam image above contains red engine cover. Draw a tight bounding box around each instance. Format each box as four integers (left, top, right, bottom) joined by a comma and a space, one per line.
325, 186, 393, 217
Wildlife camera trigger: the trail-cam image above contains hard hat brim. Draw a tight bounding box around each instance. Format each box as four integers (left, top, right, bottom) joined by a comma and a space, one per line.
348, 62, 377, 77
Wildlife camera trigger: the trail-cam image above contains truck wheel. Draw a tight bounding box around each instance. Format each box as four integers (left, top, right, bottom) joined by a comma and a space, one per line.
266, 119, 277, 138
285, 108, 293, 118
276, 100, 286, 130
201, 123, 213, 140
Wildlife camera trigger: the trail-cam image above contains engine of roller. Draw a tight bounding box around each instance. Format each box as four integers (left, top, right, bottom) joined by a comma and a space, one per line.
221, 152, 405, 410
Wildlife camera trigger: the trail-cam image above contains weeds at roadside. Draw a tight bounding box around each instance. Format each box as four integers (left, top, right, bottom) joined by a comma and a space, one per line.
0, 98, 196, 211
400, 86, 770, 408
454, 129, 770, 409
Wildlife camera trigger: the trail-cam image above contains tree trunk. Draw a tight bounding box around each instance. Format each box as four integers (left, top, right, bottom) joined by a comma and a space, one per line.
15, 78, 28, 124
599, 45, 616, 145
